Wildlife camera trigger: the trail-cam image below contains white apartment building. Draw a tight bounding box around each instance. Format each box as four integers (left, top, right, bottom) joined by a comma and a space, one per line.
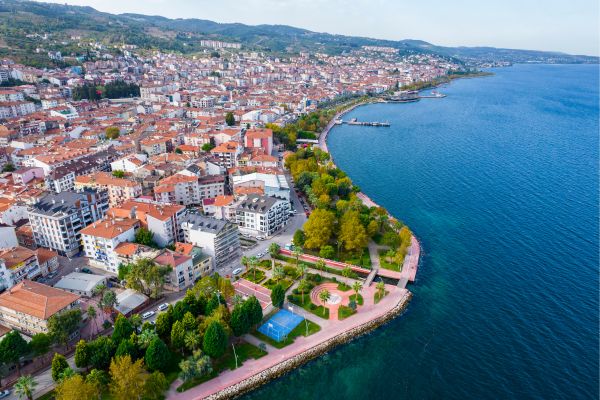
235, 194, 290, 237
181, 214, 241, 269
80, 218, 140, 274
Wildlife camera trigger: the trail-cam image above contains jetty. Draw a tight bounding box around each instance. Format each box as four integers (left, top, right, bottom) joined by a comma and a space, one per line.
335, 118, 390, 127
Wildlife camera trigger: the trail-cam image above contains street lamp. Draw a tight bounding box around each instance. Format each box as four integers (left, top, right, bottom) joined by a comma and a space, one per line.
288, 305, 308, 336
232, 343, 238, 369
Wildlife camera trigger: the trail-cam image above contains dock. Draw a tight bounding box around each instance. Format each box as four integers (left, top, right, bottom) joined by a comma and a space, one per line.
335, 118, 390, 127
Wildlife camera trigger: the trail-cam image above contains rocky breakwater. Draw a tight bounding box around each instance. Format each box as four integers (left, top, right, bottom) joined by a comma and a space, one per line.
205, 290, 412, 400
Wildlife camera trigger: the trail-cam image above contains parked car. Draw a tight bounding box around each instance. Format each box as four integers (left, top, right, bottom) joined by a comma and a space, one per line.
0, 390, 10, 399
81, 268, 92, 274
232, 268, 243, 276
157, 303, 169, 312
142, 311, 155, 319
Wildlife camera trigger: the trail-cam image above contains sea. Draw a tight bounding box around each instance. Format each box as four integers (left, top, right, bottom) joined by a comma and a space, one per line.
242, 64, 599, 400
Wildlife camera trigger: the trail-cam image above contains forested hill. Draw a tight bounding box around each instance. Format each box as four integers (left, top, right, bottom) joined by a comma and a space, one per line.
0, 0, 596, 67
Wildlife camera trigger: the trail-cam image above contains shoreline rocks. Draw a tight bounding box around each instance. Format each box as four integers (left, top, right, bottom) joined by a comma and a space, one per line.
205, 291, 413, 400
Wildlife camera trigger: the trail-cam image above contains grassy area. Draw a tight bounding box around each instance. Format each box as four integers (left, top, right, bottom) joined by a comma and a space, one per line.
378, 249, 403, 272
263, 278, 293, 291
241, 268, 266, 283
374, 290, 390, 304
258, 259, 272, 269
251, 318, 321, 349
337, 281, 351, 291
177, 341, 267, 392
338, 305, 356, 320
287, 293, 329, 319
339, 247, 372, 268
349, 293, 364, 305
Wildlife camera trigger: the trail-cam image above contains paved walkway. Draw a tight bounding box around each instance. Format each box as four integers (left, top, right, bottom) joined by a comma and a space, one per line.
167, 284, 409, 399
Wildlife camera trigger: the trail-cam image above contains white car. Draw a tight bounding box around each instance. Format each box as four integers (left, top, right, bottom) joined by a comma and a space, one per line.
142, 311, 155, 319
232, 268, 243, 276
157, 303, 169, 312
0, 390, 10, 399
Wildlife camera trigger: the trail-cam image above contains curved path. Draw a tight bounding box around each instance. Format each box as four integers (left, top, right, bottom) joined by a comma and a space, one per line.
310, 283, 352, 320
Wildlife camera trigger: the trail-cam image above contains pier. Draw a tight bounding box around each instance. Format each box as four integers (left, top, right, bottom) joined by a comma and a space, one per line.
335, 118, 390, 127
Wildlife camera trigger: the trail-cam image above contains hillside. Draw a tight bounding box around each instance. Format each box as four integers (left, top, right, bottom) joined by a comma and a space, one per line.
0, 0, 596, 67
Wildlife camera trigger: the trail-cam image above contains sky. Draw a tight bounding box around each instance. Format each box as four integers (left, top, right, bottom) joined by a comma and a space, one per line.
38, 0, 599, 56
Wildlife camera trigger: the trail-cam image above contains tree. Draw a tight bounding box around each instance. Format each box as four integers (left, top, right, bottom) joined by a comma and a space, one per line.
109, 356, 149, 400
303, 209, 336, 249
0, 331, 29, 376
87, 305, 98, 339
319, 290, 331, 315
225, 112, 235, 126
202, 142, 215, 152
48, 309, 82, 347
88, 336, 115, 370
100, 290, 118, 316
29, 333, 52, 359
248, 256, 258, 282
74, 340, 90, 370
376, 281, 385, 299
155, 312, 172, 340
230, 304, 249, 337
130, 314, 143, 332
367, 220, 379, 237
112, 314, 134, 345
105, 126, 120, 140
138, 329, 158, 349
170, 320, 186, 354
2, 163, 15, 172
115, 338, 139, 360
319, 245, 335, 259
293, 229, 305, 247
202, 321, 228, 358
184, 331, 201, 353
181, 312, 197, 332
339, 210, 368, 253
272, 265, 285, 282
268, 243, 280, 257
382, 231, 400, 249
86, 369, 108, 390
297, 279, 311, 303
179, 350, 212, 382
352, 282, 362, 302
245, 296, 263, 327
55, 374, 100, 400
315, 259, 327, 273
112, 170, 125, 178
14, 375, 37, 400
271, 283, 285, 309
124, 258, 170, 299
134, 228, 157, 248
145, 337, 169, 371
51, 353, 69, 382
174, 147, 183, 154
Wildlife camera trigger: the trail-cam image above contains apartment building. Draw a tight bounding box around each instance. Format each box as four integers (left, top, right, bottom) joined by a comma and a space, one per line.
235, 194, 290, 237
0, 280, 80, 335
0, 246, 40, 290
210, 141, 242, 169
75, 172, 143, 207
181, 214, 241, 269
80, 217, 140, 273
245, 128, 273, 155
28, 190, 109, 257
107, 199, 186, 248
154, 173, 201, 206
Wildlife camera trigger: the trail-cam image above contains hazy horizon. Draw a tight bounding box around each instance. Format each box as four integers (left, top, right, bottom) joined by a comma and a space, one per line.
34, 0, 599, 56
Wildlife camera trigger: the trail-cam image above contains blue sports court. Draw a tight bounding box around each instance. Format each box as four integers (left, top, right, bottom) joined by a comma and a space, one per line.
257, 309, 304, 342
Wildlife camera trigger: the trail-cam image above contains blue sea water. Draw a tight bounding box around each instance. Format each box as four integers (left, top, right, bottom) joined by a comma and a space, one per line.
243, 64, 599, 400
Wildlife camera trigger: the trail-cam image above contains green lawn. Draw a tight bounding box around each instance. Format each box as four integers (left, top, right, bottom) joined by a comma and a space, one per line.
263, 278, 293, 291
241, 268, 266, 283
378, 249, 403, 272
339, 247, 372, 269
287, 293, 329, 319
337, 281, 351, 291
258, 259, 273, 269
337, 305, 356, 320
349, 293, 364, 306
177, 341, 267, 392
251, 318, 321, 349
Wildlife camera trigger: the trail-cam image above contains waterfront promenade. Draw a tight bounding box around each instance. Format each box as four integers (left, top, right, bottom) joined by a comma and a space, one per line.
167, 284, 411, 399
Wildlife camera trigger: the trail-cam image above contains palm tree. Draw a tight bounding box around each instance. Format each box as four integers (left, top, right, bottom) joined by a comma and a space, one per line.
184, 331, 201, 352
352, 282, 362, 304
318, 290, 330, 316
376, 281, 385, 300
249, 256, 258, 282
316, 259, 326, 273
241, 256, 249, 272
138, 329, 158, 349
268, 243, 280, 257
231, 294, 243, 306
292, 249, 302, 269
14, 375, 37, 400
298, 263, 307, 281
87, 305, 98, 339
273, 265, 285, 282
298, 279, 310, 303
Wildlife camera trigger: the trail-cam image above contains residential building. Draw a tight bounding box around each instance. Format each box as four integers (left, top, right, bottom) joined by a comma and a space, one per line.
174, 242, 213, 279
74, 172, 143, 207
245, 128, 273, 155
181, 214, 241, 269
28, 190, 109, 257
0, 280, 80, 335
153, 249, 194, 291
0, 246, 40, 290
235, 194, 290, 237
53, 272, 107, 297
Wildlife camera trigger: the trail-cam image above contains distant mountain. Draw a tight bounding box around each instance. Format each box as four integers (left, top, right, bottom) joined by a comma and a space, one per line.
0, 0, 596, 67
